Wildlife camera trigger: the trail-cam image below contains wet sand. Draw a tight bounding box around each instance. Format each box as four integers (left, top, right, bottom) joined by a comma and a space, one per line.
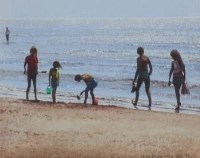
0, 98, 200, 158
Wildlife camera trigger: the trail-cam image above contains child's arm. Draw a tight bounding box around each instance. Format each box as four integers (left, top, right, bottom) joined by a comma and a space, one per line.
133, 70, 139, 83
36, 57, 38, 74
24, 58, 27, 74
148, 58, 153, 76
58, 72, 60, 86
49, 69, 52, 86
80, 90, 85, 95
168, 63, 174, 86
183, 64, 186, 82
133, 58, 139, 83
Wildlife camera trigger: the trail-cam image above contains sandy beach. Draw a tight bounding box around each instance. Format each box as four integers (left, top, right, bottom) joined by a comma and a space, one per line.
0, 98, 200, 158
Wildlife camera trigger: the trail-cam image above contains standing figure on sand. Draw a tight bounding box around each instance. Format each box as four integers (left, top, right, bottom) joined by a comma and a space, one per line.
5, 27, 10, 44
24, 46, 38, 101
168, 50, 186, 111
22, 46, 187, 113
49, 61, 62, 103
132, 47, 152, 110
75, 74, 98, 105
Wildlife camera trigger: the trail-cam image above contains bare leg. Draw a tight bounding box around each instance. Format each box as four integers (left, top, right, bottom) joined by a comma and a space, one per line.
146, 89, 152, 110
90, 89, 95, 105
52, 88, 56, 103
133, 90, 139, 106
33, 76, 37, 101
174, 84, 181, 110
132, 78, 142, 107
144, 77, 151, 110
26, 76, 31, 100
84, 90, 89, 104
26, 88, 30, 100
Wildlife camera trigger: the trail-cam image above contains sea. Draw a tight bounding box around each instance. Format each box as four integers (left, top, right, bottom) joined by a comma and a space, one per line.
0, 18, 200, 115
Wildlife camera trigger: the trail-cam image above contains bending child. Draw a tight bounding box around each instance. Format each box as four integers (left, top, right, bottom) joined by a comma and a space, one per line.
49, 61, 62, 103
75, 74, 98, 105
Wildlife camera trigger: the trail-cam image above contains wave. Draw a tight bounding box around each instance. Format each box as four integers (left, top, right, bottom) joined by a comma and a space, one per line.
0, 68, 200, 90
0, 85, 200, 116
95, 78, 200, 89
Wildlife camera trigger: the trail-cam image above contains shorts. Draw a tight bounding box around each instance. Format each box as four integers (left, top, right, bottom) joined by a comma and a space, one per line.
86, 79, 98, 91
137, 71, 150, 92
137, 77, 150, 92
51, 79, 58, 89
139, 71, 149, 80
173, 76, 184, 87
27, 74, 37, 86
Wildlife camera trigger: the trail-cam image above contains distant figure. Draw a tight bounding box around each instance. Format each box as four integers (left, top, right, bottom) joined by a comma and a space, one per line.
5, 27, 10, 44
49, 61, 62, 103
168, 50, 185, 111
132, 47, 152, 110
75, 74, 98, 105
24, 46, 38, 101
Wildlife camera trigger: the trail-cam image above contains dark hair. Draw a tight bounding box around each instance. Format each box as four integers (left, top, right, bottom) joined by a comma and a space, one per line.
170, 50, 185, 70
30, 46, 37, 54
53, 61, 62, 68
137, 47, 144, 55
75, 74, 82, 81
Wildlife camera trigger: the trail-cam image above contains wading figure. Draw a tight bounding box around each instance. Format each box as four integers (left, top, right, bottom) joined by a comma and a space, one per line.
168, 50, 185, 111
5, 27, 10, 44
132, 47, 152, 110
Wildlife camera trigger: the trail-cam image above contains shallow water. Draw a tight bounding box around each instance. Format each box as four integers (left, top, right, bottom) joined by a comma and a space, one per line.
0, 18, 200, 115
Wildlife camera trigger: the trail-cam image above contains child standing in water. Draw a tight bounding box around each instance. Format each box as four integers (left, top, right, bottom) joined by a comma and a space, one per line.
5, 27, 10, 44
49, 61, 62, 103
75, 74, 98, 105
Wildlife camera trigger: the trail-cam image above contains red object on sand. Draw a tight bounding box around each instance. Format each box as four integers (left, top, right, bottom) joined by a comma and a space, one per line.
93, 97, 99, 105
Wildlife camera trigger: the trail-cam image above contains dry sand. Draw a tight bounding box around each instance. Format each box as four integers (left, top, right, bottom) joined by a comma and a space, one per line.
0, 98, 200, 158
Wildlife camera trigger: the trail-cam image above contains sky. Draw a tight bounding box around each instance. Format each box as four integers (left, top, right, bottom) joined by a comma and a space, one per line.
0, 0, 200, 19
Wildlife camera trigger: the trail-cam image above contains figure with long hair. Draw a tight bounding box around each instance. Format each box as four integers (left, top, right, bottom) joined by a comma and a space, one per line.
168, 50, 185, 111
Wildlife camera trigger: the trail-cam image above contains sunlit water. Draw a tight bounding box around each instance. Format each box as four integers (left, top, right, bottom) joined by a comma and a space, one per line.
0, 18, 199, 115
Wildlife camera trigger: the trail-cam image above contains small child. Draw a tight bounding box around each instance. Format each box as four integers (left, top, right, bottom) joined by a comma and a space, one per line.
49, 61, 62, 103
75, 74, 98, 105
